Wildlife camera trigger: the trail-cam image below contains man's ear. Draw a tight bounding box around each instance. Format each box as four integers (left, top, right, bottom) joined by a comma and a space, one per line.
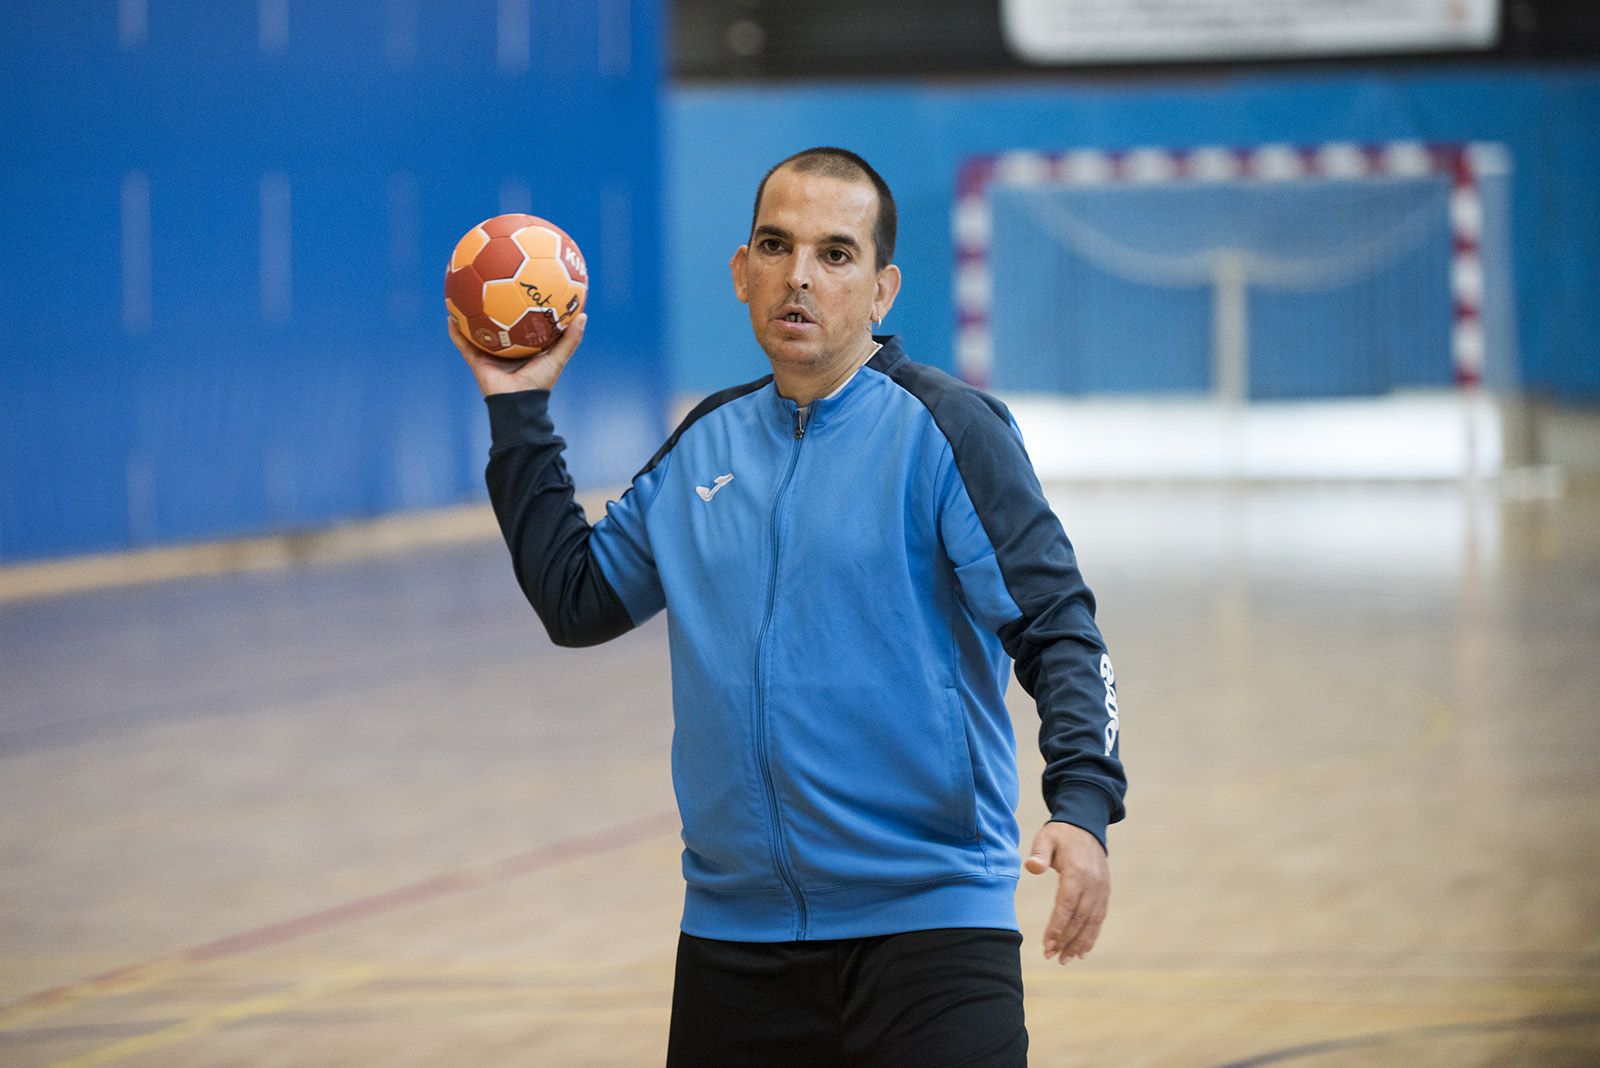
731, 245, 750, 304
872, 263, 902, 323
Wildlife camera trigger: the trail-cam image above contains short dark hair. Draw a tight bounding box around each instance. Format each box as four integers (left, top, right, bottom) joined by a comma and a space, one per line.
749, 147, 897, 271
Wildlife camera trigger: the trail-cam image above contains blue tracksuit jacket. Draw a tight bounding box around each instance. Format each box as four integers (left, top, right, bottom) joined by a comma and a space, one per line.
484, 335, 1126, 942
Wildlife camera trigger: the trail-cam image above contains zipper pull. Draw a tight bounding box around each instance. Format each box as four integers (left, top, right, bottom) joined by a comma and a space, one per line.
793, 409, 805, 440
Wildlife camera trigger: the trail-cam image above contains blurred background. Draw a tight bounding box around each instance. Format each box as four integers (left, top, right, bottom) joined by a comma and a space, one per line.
3, 0, 1599, 563
3, 2, 1599, 1065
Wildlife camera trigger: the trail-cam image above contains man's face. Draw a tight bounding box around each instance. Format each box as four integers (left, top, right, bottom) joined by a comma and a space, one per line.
731, 166, 899, 376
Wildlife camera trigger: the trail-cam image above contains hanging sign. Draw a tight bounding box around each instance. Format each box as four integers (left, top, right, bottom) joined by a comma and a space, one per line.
1002, 0, 1499, 64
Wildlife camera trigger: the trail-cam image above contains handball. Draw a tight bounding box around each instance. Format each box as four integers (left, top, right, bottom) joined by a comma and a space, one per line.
445, 214, 588, 357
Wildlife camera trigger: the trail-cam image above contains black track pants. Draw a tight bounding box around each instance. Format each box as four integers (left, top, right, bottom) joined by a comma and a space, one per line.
665, 927, 1028, 1067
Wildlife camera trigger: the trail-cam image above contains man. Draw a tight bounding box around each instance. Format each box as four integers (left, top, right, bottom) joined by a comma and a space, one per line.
450, 147, 1126, 1065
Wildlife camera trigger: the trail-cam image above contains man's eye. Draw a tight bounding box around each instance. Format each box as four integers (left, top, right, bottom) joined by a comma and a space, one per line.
758, 239, 785, 254
825, 248, 850, 264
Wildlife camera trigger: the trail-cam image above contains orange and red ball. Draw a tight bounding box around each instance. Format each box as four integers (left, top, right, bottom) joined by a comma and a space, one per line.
446, 214, 588, 357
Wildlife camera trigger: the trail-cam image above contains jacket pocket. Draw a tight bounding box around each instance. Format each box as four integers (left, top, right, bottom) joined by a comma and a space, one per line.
671, 700, 785, 893
941, 686, 980, 843
772, 680, 990, 890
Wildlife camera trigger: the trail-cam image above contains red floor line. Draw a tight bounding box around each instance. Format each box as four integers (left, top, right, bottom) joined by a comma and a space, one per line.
2, 809, 680, 1016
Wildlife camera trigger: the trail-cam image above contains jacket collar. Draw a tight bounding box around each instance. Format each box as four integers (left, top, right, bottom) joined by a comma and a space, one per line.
867, 333, 905, 371
768, 334, 903, 433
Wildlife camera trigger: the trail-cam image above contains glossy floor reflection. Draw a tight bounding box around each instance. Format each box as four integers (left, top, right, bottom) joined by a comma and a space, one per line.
1, 485, 1597, 1066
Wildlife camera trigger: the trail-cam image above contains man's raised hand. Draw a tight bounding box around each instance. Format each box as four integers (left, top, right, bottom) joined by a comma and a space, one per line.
448, 313, 587, 397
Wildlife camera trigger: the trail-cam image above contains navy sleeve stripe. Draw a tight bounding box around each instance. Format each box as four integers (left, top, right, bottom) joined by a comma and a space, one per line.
870, 337, 1127, 845
867, 338, 1058, 626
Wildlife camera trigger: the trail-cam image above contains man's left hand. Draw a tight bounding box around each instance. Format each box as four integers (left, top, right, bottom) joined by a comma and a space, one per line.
1023, 821, 1110, 964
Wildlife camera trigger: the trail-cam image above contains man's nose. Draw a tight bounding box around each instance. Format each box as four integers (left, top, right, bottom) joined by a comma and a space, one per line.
786, 251, 812, 291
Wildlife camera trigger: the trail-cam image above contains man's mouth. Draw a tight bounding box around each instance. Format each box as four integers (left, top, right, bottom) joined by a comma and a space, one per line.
776, 305, 816, 324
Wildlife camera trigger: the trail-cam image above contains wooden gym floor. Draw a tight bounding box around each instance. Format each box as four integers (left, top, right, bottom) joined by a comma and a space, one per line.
2, 483, 1597, 1066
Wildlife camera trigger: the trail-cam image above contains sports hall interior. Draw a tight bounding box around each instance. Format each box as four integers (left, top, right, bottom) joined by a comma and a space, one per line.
3, 2, 1598, 1065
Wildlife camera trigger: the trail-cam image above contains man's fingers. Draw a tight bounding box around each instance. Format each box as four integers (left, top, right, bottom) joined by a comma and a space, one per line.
447, 317, 517, 371
1042, 877, 1084, 960
1061, 909, 1106, 962
446, 312, 585, 366
446, 317, 481, 360
545, 312, 586, 362
1023, 828, 1054, 876
1054, 875, 1095, 952
531, 313, 585, 383
448, 313, 587, 395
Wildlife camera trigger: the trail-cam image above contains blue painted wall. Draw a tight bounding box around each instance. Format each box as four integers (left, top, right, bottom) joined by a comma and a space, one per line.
0, 2, 664, 564
8, 28, 1598, 566
666, 67, 1600, 401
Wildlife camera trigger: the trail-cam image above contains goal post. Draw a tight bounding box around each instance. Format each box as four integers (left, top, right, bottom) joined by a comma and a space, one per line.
953, 141, 1521, 480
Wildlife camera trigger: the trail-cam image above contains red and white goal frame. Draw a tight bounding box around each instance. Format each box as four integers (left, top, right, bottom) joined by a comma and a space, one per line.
954, 141, 1509, 390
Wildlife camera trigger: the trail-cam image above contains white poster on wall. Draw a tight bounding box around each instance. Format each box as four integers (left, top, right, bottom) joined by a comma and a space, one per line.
1001, 0, 1500, 64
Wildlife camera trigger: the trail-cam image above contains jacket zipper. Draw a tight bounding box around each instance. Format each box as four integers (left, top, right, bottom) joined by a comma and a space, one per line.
752, 406, 809, 937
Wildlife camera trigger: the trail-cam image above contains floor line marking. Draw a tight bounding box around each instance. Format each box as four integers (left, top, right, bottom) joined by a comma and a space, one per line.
1213, 1010, 1600, 1067
47, 964, 379, 1068
0, 810, 679, 1030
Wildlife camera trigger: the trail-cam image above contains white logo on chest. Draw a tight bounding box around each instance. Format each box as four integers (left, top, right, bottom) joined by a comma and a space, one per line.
695, 473, 734, 502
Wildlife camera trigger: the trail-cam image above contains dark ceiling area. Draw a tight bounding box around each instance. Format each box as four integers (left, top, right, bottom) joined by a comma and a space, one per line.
673, 0, 1600, 81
